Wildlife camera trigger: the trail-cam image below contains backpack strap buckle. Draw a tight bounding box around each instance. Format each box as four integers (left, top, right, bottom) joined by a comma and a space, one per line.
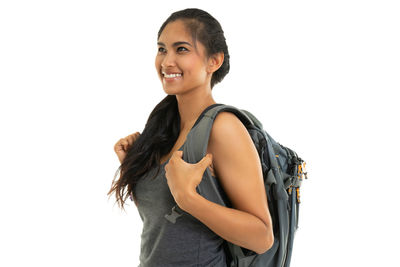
165, 205, 184, 224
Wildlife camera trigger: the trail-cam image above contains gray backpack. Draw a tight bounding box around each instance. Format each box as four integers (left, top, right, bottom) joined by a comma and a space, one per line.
165, 104, 308, 267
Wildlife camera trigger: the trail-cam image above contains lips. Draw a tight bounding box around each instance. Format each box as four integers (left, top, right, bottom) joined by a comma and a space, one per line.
162, 70, 183, 76
162, 71, 183, 84
163, 72, 182, 75
163, 75, 182, 83
164, 73, 182, 77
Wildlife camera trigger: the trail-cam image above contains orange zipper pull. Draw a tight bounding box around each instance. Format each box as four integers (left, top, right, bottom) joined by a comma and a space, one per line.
296, 187, 301, 203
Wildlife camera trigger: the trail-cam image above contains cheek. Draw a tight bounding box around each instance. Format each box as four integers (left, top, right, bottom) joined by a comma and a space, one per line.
183, 61, 204, 77
181, 55, 200, 70
155, 57, 160, 69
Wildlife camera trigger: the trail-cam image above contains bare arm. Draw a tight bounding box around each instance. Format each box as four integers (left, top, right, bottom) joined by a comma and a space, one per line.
179, 112, 274, 254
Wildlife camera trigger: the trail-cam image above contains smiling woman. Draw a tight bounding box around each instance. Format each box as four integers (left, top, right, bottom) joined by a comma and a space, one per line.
107, 8, 273, 267
155, 19, 219, 96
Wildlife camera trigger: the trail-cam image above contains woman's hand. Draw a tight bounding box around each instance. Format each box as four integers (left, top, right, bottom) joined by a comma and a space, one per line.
114, 132, 141, 164
164, 150, 213, 210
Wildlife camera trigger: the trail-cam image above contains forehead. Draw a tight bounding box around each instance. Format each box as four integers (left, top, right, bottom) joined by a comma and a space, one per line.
158, 20, 193, 44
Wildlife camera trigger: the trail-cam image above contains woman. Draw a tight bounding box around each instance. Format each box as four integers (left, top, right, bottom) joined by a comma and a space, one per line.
108, 8, 274, 266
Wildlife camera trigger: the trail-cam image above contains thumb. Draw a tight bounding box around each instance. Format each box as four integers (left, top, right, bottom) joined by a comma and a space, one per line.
172, 150, 184, 161
198, 153, 213, 169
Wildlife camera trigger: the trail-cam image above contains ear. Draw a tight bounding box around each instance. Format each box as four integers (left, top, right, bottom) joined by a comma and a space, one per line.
207, 52, 224, 74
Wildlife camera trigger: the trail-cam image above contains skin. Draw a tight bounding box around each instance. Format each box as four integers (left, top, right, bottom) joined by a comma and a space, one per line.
114, 132, 140, 164
115, 19, 274, 254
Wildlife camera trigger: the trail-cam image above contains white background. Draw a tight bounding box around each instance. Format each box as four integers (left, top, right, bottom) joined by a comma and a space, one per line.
1, 1, 399, 266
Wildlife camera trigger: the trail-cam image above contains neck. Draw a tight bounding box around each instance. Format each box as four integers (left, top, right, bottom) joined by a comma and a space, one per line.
175, 85, 217, 132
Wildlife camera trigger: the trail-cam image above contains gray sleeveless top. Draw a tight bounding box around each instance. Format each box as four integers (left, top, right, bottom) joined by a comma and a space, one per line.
135, 143, 227, 267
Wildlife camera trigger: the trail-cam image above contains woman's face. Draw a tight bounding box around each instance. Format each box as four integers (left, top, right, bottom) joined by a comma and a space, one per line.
155, 20, 210, 95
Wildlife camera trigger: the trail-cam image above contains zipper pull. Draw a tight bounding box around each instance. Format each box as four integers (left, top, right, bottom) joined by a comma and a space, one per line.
296, 187, 301, 203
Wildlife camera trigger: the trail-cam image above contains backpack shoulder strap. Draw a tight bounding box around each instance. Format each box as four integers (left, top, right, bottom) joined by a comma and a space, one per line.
165, 103, 259, 223
184, 104, 256, 164
182, 103, 255, 206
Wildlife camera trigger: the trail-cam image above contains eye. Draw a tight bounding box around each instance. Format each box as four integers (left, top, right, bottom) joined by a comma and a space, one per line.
157, 46, 188, 53
177, 47, 188, 52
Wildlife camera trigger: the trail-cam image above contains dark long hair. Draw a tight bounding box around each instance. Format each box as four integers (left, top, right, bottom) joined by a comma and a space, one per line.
107, 8, 230, 210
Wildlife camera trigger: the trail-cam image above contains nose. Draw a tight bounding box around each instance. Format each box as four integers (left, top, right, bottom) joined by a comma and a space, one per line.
161, 51, 176, 68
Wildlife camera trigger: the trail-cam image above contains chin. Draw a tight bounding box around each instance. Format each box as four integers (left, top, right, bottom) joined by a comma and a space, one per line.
162, 82, 185, 94
162, 87, 180, 95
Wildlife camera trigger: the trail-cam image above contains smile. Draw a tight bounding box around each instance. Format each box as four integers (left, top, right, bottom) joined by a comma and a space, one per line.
163, 72, 182, 78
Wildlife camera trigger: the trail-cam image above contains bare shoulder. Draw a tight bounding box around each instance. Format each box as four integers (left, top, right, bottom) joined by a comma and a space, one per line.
206, 111, 246, 177
211, 111, 245, 133
207, 111, 256, 178
207, 111, 271, 226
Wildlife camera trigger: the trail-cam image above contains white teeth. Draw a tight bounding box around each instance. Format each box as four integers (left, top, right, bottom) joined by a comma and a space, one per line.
163, 73, 182, 78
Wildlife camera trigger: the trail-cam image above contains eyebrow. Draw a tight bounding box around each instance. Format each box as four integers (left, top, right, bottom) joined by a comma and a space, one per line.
157, 41, 192, 47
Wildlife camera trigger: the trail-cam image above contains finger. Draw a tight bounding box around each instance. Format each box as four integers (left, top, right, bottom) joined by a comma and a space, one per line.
128, 132, 140, 145
120, 139, 129, 151
170, 150, 183, 160
126, 135, 134, 147
114, 138, 125, 151
133, 131, 140, 137
208, 164, 216, 177
198, 153, 213, 169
